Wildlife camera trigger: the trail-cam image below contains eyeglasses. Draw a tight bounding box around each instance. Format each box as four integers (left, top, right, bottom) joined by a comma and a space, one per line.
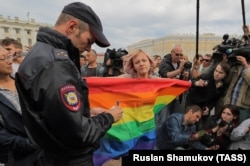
173, 52, 183, 57
202, 59, 211, 62
0, 55, 14, 62
13, 52, 21, 57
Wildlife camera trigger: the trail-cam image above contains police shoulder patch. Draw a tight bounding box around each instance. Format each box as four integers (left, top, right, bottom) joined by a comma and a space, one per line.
60, 85, 81, 112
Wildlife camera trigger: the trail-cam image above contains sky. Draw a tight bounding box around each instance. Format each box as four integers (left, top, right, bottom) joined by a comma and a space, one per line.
1, 0, 250, 53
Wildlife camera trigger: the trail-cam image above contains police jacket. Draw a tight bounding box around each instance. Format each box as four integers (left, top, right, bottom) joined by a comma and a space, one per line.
0, 93, 39, 165
15, 27, 114, 159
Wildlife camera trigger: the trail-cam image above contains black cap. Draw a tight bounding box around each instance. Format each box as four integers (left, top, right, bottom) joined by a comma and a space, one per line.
62, 2, 110, 47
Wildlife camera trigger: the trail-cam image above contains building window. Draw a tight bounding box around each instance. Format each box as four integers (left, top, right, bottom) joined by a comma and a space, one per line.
26, 29, 31, 35
15, 28, 20, 34
28, 39, 32, 46
3, 27, 9, 33
17, 38, 21, 43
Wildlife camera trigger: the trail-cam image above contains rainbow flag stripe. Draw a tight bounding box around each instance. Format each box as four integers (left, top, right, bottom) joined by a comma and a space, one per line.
84, 77, 191, 166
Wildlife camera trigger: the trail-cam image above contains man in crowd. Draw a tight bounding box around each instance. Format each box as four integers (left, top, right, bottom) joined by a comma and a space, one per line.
199, 53, 212, 75
223, 25, 250, 123
158, 44, 186, 79
79, 54, 87, 67
81, 49, 104, 77
15, 2, 123, 166
156, 105, 219, 150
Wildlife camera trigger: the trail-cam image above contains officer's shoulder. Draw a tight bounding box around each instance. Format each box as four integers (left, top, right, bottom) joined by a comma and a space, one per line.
54, 49, 69, 59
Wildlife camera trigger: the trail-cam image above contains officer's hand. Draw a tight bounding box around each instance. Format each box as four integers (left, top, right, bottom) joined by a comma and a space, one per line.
108, 105, 123, 122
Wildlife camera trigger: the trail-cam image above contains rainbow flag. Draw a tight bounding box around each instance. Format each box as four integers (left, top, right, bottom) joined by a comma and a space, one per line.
85, 77, 191, 166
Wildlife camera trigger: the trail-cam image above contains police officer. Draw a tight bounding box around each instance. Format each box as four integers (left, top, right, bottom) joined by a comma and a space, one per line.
15, 2, 123, 166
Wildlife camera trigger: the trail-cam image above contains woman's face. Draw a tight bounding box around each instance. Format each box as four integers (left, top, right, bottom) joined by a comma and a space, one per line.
213, 64, 226, 81
221, 108, 234, 123
132, 54, 151, 76
155, 57, 162, 65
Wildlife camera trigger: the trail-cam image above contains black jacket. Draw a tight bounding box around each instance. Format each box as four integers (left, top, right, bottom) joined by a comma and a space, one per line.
185, 73, 226, 110
15, 27, 114, 160
0, 93, 39, 165
158, 54, 180, 78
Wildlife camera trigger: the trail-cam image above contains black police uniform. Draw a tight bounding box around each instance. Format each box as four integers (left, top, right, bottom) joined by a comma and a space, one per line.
15, 27, 114, 166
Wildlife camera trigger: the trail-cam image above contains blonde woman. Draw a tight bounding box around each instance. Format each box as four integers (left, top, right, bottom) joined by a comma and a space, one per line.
115, 49, 159, 165
118, 49, 159, 79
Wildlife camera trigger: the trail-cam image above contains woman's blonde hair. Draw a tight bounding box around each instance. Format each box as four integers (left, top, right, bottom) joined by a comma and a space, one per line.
122, 49, 154, 77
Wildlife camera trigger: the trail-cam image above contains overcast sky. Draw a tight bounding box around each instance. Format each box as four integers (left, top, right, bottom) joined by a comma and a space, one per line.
1, 0, 250, 53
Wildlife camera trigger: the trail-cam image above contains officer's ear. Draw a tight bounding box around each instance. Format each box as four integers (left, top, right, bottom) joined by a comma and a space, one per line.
67, 20, 78, 34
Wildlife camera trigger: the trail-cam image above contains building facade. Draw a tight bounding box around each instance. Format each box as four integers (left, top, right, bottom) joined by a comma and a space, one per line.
1, 15, 241, 63
0, 15, 51, 49
127, 33, 241, 60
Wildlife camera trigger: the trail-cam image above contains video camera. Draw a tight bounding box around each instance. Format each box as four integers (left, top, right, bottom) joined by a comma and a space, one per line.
212, 33, 250, 66
103, 48, 128, 76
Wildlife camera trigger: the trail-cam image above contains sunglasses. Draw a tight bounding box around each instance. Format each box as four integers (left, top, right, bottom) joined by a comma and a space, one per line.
173, 52, 183, 57
13, 52, 21, 57
202, 59, 210, 62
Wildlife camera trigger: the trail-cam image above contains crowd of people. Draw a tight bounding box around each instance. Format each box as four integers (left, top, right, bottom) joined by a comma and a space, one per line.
1, 1, 250, 166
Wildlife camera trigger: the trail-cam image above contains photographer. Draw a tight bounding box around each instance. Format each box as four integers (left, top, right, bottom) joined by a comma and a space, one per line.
103, 48, 128, 77
159, 45, 190, 108
199, 104, 239, 150
203, 34, 234, 81
158, 44, 187, 79
185, 62, 230, 130
180, 55, 192, 81
224, 52, 250, 123
156, 105, 219, 150
211, 34, 245, 115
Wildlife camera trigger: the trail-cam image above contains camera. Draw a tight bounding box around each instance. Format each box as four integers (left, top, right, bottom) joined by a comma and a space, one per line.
212, 33, 250, 66
200, 118, 234, 147
104, 48, 128, 68
103, 48, 128, 76
200, 132, 217, 147
228, 46, 250, 66
216, 118, 234, 133
183, 61, 192, 70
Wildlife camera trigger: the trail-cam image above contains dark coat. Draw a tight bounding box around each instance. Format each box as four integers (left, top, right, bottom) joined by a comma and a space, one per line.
15, 27, 114, 163
0, 93, 41, 165
185, 73, 227, 110
158, 54, 180, 78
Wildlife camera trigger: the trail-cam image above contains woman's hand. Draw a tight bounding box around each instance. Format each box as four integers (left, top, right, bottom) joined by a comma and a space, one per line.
195, 79, 208, 87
